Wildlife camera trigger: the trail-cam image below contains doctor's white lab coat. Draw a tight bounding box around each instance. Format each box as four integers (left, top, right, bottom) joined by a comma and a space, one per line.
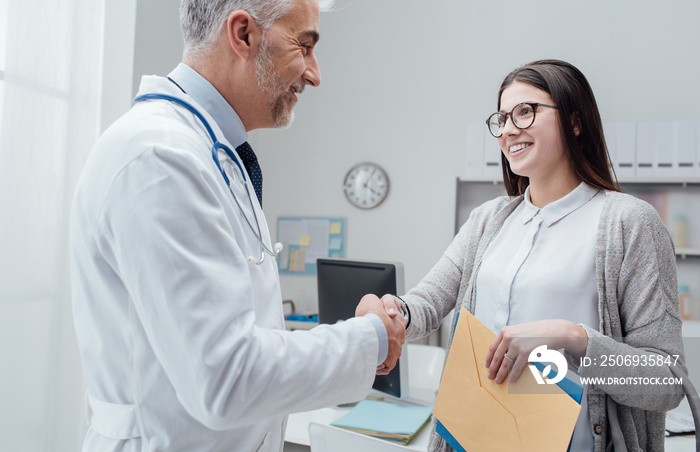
70, 75, 379, 451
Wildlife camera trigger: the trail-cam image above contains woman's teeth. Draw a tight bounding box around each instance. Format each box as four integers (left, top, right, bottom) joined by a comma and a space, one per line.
509, 143, 531, 153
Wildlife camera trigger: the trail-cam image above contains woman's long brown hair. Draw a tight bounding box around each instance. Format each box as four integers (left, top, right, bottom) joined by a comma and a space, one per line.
497, 59, 620, 196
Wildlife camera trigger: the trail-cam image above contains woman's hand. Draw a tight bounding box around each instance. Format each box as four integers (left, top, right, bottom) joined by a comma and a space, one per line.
484, 319, 588, 384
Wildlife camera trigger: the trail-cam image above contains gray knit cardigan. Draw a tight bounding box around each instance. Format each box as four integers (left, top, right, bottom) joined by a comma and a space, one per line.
403, 191, 686, 452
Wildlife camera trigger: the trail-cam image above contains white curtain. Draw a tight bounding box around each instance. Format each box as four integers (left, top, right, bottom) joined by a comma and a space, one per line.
0, 0, 105, 449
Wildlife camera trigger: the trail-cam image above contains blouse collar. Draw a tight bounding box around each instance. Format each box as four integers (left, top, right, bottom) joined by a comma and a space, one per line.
521, 182, 602, 227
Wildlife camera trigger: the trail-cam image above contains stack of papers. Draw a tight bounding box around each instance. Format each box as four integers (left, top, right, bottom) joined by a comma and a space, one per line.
330, 399, 433, 445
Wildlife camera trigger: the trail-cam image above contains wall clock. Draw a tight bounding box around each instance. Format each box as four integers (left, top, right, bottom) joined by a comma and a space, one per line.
343, 162, 390, 209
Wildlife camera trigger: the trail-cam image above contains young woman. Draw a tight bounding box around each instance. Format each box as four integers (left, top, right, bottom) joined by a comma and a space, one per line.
397, 60, 685, 451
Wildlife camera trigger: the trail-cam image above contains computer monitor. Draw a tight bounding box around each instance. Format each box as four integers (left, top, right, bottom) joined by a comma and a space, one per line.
316, 258, 408, 399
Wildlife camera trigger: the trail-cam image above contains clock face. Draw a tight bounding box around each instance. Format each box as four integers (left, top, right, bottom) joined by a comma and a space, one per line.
343, 163, 389, 209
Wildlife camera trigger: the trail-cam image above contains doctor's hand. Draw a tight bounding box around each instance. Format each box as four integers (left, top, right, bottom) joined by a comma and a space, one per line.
355, 294, 406, 376
484, 319, 588, 385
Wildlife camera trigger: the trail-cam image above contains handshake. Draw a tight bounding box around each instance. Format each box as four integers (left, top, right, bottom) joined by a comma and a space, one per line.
355, 294, 406, 376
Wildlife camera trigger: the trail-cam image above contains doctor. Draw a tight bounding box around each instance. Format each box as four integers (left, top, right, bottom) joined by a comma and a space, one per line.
70, 0, 406, 451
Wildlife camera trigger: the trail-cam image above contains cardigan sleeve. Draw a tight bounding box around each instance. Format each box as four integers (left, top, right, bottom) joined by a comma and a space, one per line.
576, 194, 685, 412
401, 226, 467, 341
401, 196, 515, 341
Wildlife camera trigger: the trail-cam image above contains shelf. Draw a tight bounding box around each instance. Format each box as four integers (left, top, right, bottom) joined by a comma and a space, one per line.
459, 177, 700, 186
618, 178, 700, 186
676, 248, 700, 259
456, 179, 700, 260
458, 176, 503, 184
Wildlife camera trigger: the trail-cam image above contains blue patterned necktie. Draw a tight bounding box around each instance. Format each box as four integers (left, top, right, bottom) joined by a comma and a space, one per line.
235, 141, 263, 207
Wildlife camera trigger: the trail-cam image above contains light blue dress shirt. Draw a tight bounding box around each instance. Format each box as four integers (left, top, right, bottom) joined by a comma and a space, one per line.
168, 63, 248, 149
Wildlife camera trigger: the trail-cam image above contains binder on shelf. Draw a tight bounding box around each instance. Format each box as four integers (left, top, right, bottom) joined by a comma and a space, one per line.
465, 122, 485, 177
603, 121, 617, 172
654, 121, 676, 178
615, 121, 636, 177
676, 120, 697, 178
697, 119, 700, 178
636, 120, 656, 177
483, 130, 502, 178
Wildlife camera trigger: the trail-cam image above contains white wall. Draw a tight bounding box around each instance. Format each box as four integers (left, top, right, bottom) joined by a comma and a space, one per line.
132, 0, 183, 98
127, 0, 700, 313
246, 0, 700, 314
101, 0, 138, 130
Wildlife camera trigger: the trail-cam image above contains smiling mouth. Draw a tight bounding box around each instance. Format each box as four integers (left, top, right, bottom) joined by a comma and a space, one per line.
509, 143, 532, 154
288, 84, 304, 102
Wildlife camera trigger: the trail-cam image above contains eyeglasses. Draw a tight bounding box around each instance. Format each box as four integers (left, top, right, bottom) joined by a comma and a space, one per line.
485, 102, 558, 138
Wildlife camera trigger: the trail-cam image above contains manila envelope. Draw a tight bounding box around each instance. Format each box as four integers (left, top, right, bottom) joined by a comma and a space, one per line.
433, 308, 581, 452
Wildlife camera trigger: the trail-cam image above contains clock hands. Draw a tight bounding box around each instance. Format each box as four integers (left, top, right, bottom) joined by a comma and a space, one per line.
343, 163, 389, 209
362, 168, 376, 189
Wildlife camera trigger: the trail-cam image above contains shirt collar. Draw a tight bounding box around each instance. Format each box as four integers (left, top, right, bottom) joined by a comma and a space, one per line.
521, 182, 601, 227
167, 63, 248, 149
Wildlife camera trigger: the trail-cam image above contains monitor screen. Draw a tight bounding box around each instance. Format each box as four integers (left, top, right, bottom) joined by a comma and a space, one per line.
316, 258, 408, 399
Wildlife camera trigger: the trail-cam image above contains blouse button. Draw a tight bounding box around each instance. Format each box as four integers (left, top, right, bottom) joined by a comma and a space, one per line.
594, 424, 602, 435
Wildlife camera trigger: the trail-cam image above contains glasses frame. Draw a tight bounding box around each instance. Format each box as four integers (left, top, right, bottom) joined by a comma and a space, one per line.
486, 102, 558, 138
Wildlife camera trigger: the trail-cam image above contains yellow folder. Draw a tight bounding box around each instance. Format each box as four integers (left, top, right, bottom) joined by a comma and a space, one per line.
433, 308, 581, 452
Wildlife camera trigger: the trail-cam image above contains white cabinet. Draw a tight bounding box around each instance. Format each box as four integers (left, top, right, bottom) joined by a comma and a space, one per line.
465, 120, 700, 180
454, 177, 700, 321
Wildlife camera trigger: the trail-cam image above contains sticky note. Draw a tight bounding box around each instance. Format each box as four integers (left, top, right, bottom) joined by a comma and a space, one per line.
329, 236, 342, 251
289, 249, 306, 272
298, 234, 311, 247
329, 222, 342, 235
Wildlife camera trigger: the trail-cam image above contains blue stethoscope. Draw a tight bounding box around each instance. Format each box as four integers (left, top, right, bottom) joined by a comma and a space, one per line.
134, 93, 283, 265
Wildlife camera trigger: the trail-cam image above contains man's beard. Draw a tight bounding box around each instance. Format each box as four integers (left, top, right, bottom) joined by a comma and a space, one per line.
255, 38, 296, 129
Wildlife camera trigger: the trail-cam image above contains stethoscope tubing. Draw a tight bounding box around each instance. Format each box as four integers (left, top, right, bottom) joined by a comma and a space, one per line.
133, 93, 280, 264
134, 93, 246, 185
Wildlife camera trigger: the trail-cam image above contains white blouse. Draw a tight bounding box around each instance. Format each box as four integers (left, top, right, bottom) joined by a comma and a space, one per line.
474, 181, 605, 451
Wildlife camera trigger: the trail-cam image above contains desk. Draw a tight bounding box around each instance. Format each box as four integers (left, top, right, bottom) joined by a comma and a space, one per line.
665, 398, 698, 452
285, 344, 445, 451
286, 409, 696, 452
665, 435, 696, 452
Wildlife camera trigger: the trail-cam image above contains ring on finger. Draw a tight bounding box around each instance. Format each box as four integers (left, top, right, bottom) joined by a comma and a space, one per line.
504, 353, 514, 362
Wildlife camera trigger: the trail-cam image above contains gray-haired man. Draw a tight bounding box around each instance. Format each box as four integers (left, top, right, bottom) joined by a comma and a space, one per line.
70, 1, 405, 450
